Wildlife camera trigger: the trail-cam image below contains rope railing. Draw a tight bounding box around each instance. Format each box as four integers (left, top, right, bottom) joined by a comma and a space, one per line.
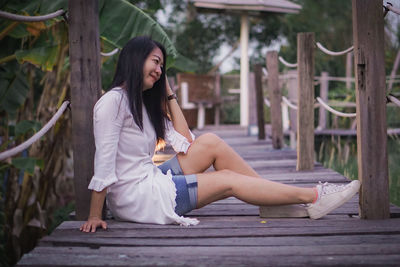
281, 96, 321, 110
101, 48, 119, 57
276, 94, 396, 115
0, 9, 65, 22
262, 67, 268, 76
0, 101, 70, 161
387, 2, 400, 15
387, 94, 400, 108
316, 97, 356, 118
264, 98, 271, 107
282, 96, 298, 110
316, 42, 354, 56
278, 56, 297, 68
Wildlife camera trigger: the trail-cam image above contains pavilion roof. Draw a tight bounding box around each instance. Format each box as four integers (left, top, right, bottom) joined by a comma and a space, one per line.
191, 0, 301, 14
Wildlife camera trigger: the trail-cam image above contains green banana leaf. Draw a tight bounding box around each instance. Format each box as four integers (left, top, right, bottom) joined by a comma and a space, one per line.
0, 65, 29, 116
15, 44, 60, 71
1, 0, 197, 73
15, 120, 42, 137
98, 0, 178, 69
11, 157, 44, 175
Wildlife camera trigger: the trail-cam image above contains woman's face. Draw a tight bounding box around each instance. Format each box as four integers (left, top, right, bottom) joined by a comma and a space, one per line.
142, 47, 164, 91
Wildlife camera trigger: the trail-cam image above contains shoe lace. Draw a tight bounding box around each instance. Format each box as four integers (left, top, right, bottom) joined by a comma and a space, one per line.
319, 181, 347, 195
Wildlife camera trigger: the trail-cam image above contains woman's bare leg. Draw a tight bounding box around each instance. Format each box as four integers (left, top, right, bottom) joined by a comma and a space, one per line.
196, 169, 316, 208
178, 133, 260, 177
176, 133, 315, 208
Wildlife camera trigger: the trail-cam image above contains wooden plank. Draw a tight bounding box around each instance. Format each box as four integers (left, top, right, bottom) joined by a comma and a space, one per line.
258, 169, 340, 175
254, 64, 266, 140
352, 0, 390, 219
35, 234, 400, 248
22, 244, 400, 256
56, 216, 400, 230
266, 51, 283, 148
18, 246, 400, 266
186, 204, 360, 217
68, 0, 102, 220
259, 175, 348, 184
43, 221, 400, 240
297, 32, 315, 170
260, 204, 308, 218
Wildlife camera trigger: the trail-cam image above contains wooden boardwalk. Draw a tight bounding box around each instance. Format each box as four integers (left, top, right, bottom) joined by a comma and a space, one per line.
18, 125, 400, 266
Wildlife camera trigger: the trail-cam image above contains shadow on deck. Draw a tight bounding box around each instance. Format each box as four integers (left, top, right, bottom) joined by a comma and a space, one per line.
18, 125, 400, 266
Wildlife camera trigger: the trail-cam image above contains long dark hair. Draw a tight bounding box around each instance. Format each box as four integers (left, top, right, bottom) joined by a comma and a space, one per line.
110, 36, 168, 143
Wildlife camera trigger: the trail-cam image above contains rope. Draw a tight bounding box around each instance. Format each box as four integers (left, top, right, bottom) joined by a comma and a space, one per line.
387, 3, 400, 15
316, 42, 354, 56
278, 56, 297, 68
264, 98, 271, 107
262, 67, 268, 76
282, 96, 298, 110
316, 97, 356, 117
0, 101, 70, 161
101, 48, 119, 57
387, 94, 400, 108
0, 9, 65, 22
282, 96, 321, 110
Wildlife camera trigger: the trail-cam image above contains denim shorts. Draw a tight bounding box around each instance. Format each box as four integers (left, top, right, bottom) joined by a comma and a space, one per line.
157, 155, 198, 216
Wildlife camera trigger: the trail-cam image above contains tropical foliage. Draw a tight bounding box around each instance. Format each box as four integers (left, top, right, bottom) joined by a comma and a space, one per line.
0, 0, 181, 265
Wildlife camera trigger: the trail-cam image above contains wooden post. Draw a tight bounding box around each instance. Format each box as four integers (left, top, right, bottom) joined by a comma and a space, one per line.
352, 0, 389, 219
248, 72, 258, 136
346, 52, 353, 89
266, 51, 283, 148
214, 73, 221, 126
254, 65, 265, 139
287, 70, 298, 149
318, 72, 329, 130
68, 0, 102, 220
297, 32, 315, 171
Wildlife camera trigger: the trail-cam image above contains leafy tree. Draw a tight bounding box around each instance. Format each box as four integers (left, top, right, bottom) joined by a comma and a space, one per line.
163, 0, 286, 74
279, 0, 353, 77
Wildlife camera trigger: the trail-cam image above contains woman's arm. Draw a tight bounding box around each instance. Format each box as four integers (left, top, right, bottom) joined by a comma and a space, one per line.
80, 91, 124, 232
80, 188, 107, 232
166, 77, 193, 142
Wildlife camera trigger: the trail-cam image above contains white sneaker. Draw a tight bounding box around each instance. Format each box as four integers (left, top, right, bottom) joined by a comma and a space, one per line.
306, 180, 361, 219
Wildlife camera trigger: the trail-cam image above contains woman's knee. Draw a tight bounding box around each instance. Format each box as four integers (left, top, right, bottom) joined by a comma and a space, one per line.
196, 133, 224, 151
214, 169, 236, 194
216, 169, 235, 176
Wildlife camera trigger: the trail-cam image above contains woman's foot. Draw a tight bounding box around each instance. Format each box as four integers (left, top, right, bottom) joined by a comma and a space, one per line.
307, 180, 361, 219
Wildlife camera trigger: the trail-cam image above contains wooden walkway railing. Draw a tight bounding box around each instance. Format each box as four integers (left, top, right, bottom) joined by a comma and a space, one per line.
18, 125, 400, 266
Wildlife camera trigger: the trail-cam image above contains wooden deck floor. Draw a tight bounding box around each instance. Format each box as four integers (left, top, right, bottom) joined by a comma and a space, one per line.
18, 125, 400, 266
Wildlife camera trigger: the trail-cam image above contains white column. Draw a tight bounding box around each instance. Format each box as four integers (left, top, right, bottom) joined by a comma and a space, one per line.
197, 102, 205, 130
240, 12, 249, 127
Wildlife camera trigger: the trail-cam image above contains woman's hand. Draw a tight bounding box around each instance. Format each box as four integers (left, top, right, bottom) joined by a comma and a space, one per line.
81, 189, 107, 232
165, 75, 173, 96
79, 216, 107, 233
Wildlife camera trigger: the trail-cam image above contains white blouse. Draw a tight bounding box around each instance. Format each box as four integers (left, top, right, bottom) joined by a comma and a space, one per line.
88, 87, 199, 226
